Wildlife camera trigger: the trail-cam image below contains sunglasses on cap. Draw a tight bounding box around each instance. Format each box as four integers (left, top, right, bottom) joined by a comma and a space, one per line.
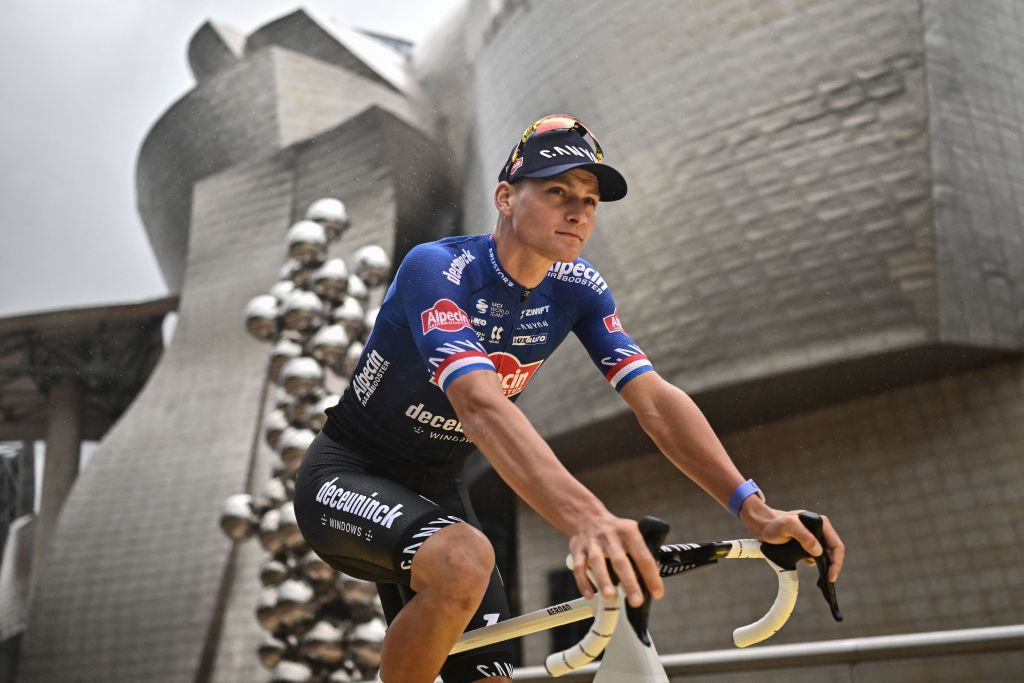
505, 114, 605, 174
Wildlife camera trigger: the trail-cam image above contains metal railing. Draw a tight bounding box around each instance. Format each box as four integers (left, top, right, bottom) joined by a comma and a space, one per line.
513, 624, 1024, 680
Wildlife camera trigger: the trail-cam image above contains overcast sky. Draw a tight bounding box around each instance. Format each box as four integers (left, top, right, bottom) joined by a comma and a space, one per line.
0, 0, 461, 318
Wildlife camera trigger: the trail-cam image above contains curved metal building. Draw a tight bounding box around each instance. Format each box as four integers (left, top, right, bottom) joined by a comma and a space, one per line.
17, 1, 1024, 680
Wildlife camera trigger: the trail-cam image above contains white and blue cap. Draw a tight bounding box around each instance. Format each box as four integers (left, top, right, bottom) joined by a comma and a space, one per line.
498, 114, 628, 202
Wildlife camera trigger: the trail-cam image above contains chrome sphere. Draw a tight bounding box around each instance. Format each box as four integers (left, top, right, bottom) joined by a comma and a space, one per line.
256, 586, 281, 632
286, 220, 328, 266
309, 393, 339, 432
363, 306, 380, 336
282, 291, 325, 333
264, 409, 290, 451
277, 427, 315, 474
347, 618, 386, 670
352, 245, 391, 288
347, 274, 369, 306
342, 341, 364, 378
341, 575, 380, 624
277, 501, 305, 550
283, 394, 321, 429
311, 258, 350, 303
332, 297, 365, 340
258, 477, 289, 510
310, 325, 350, 367
300, 551, 335, 585
340, 576, 378, 609
270, 660, 313, 683
258, 508, 284, 555
270, 338, 304, 383
301, 620, 346, 665
305, 197, 350, 242
220, 493, 257, 541
279, 259, 317, 288
260, 558, 289, 587
281, 357, 323, 399
244, 295, 280, 341
277, 579, 316, 627
269, 279, 296, 305
257, 635, 287, 670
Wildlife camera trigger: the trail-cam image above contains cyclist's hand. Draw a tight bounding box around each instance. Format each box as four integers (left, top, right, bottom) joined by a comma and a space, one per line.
743, 505, 845, 582
568, 514, 664, 608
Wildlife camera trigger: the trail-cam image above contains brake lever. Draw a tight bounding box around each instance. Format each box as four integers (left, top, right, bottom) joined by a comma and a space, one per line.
626, 516, 671, 644
799, 512, 843, 622
760, 511, 843, 622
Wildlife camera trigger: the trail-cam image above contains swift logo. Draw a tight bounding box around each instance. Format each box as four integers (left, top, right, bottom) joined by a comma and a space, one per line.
476, 299, 489, 314
490, 352, 542, 397
443, 249, 475, 285
315, 479, 404, 528
421, 299, 471, 334
603, 309, 624, 333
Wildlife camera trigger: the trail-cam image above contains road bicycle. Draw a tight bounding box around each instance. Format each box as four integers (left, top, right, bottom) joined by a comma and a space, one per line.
449, 512, 842, 682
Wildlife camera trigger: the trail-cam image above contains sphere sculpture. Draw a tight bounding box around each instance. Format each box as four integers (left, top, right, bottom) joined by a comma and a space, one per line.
306, 197, 351, 242
220, 198, 393, 681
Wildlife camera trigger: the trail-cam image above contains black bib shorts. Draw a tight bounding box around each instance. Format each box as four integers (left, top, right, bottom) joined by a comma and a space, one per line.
294, 431, 514, 682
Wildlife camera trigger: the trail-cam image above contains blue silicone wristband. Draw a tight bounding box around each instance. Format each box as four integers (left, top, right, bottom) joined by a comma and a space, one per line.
728, 479, 764, 517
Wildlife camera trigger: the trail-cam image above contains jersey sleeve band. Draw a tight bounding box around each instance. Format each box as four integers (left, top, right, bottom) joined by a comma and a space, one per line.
604, 353, 654, 391
435, 350, 496, 391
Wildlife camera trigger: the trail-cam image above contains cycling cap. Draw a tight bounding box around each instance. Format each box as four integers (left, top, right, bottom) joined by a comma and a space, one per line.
498, 114, 628, 202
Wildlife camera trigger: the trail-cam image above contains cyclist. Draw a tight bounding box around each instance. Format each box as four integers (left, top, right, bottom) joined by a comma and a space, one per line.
295, 115, 846, 683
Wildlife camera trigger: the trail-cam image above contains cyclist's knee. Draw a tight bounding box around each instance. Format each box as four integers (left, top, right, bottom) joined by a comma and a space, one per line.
411, 523, 494, 601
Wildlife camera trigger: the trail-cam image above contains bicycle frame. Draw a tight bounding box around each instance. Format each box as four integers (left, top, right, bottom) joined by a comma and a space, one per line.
450, 514, 841, 681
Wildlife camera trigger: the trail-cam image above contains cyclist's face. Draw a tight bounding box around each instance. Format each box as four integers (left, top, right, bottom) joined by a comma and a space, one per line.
509, 169, 599, 262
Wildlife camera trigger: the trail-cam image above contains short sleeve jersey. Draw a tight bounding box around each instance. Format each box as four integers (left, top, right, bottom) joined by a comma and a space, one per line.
323, 233, 654, 467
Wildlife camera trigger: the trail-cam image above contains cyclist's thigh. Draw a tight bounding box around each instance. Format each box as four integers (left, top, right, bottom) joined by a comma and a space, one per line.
416, 473, 516, 682
294, 432, 458, 583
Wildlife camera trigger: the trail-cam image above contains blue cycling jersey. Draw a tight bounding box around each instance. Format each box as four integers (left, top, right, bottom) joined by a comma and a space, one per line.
322, 233, 654, 467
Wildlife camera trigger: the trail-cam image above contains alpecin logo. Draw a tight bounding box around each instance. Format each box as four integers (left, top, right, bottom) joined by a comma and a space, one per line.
603, 309, 624, 333
547, 261, 608, 294
490, 352, 542, 397
352, 349, 390, 406
421, 299, 472, 334
443, 248, 475, 285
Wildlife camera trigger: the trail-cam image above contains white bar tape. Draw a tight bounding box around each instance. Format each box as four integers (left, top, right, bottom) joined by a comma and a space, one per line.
733, 560, 800, 648
723, 538, 765, 560
544, 589, 623, 677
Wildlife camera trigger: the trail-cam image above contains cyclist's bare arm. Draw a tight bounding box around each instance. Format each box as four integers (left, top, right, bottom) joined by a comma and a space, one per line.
446, 369, 664, 607
619, 371, 845, 581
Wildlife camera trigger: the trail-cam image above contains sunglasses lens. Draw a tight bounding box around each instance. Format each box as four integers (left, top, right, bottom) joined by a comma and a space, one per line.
533, 115, 581, 135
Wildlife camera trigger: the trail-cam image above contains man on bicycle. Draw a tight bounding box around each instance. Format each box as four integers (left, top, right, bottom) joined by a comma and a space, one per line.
295, 115, 846, 683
